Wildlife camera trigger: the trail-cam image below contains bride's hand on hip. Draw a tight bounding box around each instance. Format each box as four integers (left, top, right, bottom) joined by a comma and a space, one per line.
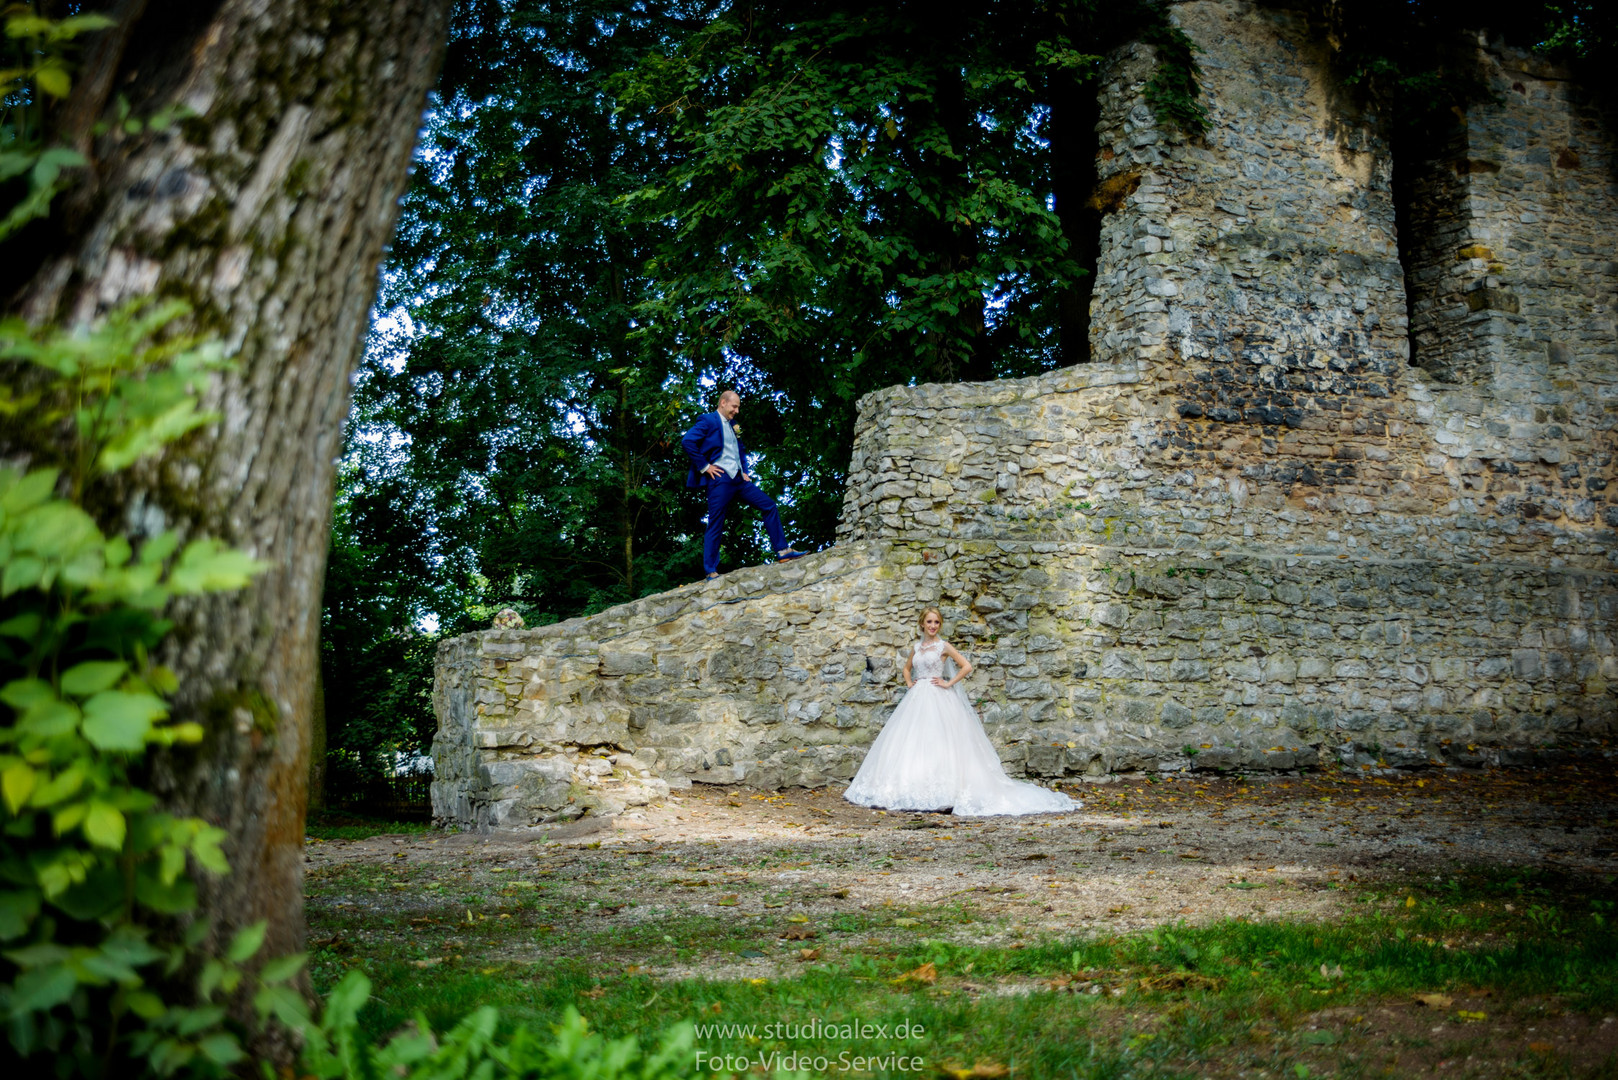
930, 677, 951, 688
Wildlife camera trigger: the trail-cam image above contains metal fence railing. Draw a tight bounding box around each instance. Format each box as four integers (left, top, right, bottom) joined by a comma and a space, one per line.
325, 773, 433, 822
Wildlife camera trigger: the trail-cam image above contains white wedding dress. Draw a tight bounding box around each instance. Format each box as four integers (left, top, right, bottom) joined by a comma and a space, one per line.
843, 639, 1080, 817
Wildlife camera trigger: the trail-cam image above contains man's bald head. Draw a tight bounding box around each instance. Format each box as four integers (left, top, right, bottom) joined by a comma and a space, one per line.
717, 390, 740, 419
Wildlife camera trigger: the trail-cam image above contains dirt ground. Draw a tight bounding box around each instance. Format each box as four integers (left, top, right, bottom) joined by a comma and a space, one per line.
305, 762, 1618, 1077
306, 761, 1618, 948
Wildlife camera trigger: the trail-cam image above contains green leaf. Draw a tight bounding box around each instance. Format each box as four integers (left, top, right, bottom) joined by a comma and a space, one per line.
52, 14, 117, 38
253, 984, 310, 1029
134, 871, 196, 914
190, 825, 229, 875
53, 867, 123, 920
20, 699, 81, 738
196, 1033, 244, 1067
0, 152, 34, 184
33, 147, 85, 170
15, 502, 101, 557
126, 990, 165, 1020
83, 801, 127, 850
2, 762, 35, 814
2, 556, 43, 596
175, 1003, 227, 1036
51, 800, 86, 834
61, 660, 129, 697
4, 15, 55, 37
226, 920, 268, 963
257, 952, 305, 984
0, 678, 53, 710
6, 942, 70, 967
28, 766, 83, 808
12, 963, 75, 1013
0, 887, 40, 939
33, 65, 70, 98
322, 969, 372, 1025
81, 690, 167, 750
98, 927, 163, 968
138, 530, 180, 566
0, 612, 41, 638
169, 539, 266, 594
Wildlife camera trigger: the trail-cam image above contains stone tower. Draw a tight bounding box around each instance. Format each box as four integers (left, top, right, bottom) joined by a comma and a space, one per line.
431, 0, 1617, 829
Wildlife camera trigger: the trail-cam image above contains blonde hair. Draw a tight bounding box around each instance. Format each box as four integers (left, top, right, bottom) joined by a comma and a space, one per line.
917, 607, 943, 633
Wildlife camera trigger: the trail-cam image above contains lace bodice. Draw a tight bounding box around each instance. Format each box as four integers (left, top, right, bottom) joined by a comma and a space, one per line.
912, 638, 948, 682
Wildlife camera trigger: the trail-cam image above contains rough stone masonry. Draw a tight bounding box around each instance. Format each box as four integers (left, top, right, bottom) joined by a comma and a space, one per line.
432, 0, 1618, 829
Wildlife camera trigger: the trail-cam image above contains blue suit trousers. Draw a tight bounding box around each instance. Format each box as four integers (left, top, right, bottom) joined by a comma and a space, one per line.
705, 476, 787, 574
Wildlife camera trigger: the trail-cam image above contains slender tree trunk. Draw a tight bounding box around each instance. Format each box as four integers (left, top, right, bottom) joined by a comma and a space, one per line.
1049, 72, 1101, 366
6, 0, 451, 1060
308, 658, 327, 813
934, 62, 991, 382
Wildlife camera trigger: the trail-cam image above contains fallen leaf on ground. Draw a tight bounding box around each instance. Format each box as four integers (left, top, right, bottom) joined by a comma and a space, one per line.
580, 987, 605, 999
786, 913, 809, 923
411, 958, 442, 969
892, 961, 937, 985
941, 1061, 1009, 1079
1414, 993, 1454, 1009
797, 948, 821, 961
783, 927, 817, 941
1138, 971, 1222, 991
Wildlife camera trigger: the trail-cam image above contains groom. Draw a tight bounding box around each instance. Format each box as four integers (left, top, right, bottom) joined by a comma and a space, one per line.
683, 390, 804, 580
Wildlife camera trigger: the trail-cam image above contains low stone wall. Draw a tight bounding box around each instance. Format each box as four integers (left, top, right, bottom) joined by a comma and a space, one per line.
433, 527, 1617, 827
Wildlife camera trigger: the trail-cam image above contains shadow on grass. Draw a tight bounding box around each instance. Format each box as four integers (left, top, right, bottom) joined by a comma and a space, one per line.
309, 866, 1618, 1077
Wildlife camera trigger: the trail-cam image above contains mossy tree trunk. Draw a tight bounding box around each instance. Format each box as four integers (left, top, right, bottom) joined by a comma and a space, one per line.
5, 0, 451, 1059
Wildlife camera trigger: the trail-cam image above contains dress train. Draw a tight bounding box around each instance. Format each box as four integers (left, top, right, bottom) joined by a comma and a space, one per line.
843, 639, 1079, 817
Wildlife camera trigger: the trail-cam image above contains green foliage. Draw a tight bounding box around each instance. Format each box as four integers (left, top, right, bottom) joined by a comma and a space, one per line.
1303, 0, 1618, 137
0, 298, 281, 1075
0, 298, 228, 493
615, 0, 1200, 540
296, 972, 696, 1080
319, 467, 440, 772
0, 4, 114, 242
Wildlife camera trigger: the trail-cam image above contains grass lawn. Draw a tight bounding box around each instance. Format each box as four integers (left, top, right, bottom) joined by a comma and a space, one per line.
306, 857, 1618, 1078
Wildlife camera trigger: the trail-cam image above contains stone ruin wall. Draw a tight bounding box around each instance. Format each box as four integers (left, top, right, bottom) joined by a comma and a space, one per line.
431, 0, 1618, 829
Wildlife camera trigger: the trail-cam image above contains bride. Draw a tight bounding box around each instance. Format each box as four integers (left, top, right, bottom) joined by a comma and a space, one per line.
844, 607, 1080, 817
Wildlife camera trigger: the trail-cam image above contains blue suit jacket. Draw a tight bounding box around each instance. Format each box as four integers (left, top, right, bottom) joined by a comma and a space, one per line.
683, 413, 750, 488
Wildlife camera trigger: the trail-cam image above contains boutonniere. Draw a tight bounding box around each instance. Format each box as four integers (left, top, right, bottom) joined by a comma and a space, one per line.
730, 423, 741, 435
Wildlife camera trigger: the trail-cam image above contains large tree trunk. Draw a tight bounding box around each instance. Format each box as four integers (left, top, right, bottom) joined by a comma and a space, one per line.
6, 0, 451, 1058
